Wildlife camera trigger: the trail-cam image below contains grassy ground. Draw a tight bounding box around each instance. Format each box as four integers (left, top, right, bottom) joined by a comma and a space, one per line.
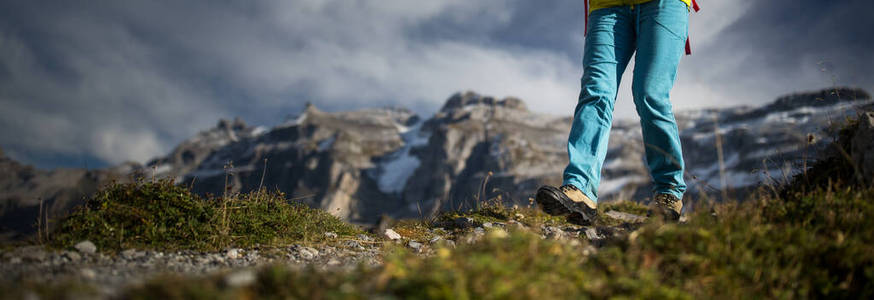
8, 190, 874, 299
50, 179, 361, 251
29, 164, 874, 299
96, 181, 870, 299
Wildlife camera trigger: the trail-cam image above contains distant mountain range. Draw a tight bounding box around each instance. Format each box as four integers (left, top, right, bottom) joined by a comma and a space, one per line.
2, 87, 871, 239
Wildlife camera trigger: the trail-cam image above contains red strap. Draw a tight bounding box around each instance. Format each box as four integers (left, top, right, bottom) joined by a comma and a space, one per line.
584, 0, 589, 36
685, 0, 700, 55
685, 38, 692, 55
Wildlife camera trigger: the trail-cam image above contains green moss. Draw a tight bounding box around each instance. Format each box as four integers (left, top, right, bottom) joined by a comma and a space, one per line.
50, 179, 360, 251
600, 200, 648, 216
391, 220, 437, 242
221, 189, 360, 248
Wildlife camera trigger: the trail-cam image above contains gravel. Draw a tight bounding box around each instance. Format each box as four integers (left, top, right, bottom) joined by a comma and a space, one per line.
0, 241, 383, 298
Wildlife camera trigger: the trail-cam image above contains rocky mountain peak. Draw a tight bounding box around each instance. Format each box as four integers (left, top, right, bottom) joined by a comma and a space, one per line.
216, 117, 249, 132
440, 91, 528, 113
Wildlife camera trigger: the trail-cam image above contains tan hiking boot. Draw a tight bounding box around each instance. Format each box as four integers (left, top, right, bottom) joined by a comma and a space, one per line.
647, 193, 683, 221
536, 185, 598, 225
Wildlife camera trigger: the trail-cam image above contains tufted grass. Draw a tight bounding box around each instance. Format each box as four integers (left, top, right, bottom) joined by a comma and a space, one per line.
50, 179, 361, 252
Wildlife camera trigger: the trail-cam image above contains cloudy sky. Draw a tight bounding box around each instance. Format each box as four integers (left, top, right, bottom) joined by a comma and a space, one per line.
1, 0, 872, 169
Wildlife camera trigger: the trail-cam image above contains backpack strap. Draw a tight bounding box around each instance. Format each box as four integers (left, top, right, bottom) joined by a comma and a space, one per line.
685, 0, 700, 55
584, 0, 589, 36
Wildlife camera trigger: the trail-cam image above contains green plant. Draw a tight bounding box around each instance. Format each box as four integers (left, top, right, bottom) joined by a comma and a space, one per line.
50, 179, 360, 251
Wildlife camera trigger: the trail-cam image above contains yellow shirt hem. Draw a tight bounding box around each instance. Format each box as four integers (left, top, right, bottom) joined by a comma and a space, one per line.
589, 0, 691, 13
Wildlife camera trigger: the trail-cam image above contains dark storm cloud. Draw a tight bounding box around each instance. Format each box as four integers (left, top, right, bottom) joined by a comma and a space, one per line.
688, 0, 874, 104
410, 0, 587, 60
0, 1, 234, 168
0, 0, 579, 168
0, 0, 871, 169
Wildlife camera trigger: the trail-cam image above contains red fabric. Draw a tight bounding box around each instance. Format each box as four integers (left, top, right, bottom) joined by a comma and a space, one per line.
691, 0, 700, 12
685, 38, 692, 55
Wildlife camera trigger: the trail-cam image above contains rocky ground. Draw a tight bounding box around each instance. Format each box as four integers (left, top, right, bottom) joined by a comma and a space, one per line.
0, 209, 647, 298
1, 234, 381, 297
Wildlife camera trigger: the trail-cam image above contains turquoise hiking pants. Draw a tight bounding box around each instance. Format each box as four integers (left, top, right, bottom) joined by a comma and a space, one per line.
563, 0, 688, 203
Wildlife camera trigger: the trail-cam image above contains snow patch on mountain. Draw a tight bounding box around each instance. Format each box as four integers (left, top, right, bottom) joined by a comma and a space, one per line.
373, 121, 431, 194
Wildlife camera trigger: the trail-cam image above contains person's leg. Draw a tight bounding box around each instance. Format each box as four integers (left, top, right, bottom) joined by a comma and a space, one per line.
562, 6, 637, 203
631, 0, 688, 199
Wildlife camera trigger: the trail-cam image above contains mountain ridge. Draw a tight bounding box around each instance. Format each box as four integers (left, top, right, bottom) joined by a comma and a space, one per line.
1, 87, 871, 239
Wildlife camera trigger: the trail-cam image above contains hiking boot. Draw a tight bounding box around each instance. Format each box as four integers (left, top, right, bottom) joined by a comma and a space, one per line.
536, 185, 598, 225
647, 193, 683, 221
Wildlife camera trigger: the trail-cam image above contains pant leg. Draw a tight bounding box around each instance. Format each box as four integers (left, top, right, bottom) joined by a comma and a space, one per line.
563, 7, 636, 203
631, 0, 689, 199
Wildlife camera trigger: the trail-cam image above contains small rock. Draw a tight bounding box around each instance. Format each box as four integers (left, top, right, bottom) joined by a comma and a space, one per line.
542, 226, 564, 239
605, 210, 646, 223
356, 234, 374, 242
226, 249, 241, 260
408, 241, 423, 250
224, 270, 256, 287
473, 227, 486, 235
514, 213, 525, 220
74, 241, 97, 254
80, 268, 97, 280
584, 227, 603, 241
121, 249, 138, 260
327, 259, 341, 266
344, 240, 362, 247
454, 217, 476, 229
299, 247, 319, 260
383, 229, 402, 240
9, 257, 21, 264
482, 222, 494, 228
324, 232, 338, 239
429, 236, 442, 244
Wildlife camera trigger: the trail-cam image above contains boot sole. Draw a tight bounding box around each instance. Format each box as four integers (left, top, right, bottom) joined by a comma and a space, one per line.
537, 186, 598, 225
536, 186, 572, 216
